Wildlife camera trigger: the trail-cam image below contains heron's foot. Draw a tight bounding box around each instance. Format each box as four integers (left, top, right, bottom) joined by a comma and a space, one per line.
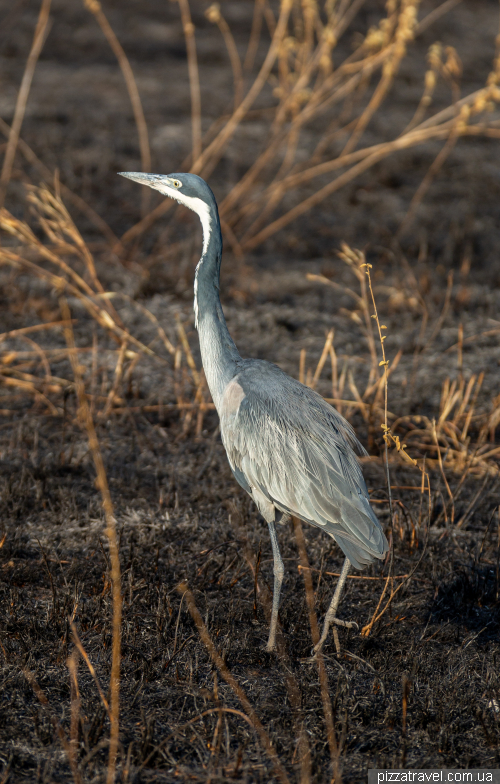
265, 625, 279, 653
331, 618, 358, 631
313, 617, 359, 656
265, 639, 277, 653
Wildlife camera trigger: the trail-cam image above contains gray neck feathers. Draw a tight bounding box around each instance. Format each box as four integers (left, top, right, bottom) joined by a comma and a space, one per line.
194, 201, 241, 411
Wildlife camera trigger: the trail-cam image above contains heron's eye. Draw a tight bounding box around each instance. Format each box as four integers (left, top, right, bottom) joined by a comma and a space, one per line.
173, 179, 181, 188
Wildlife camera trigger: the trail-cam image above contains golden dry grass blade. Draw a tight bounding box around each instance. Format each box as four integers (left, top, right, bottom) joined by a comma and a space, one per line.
432, 419, 455, 522
206, 5, 244, 110
242, 123, 463, 250
178, 582, 292, 784
83, 0, 151, 215
414, 0, 462, 36
175, 315, 200, 386
194, 0, 293, 179
119, 199, 175, 247
293, 518, 339, 776
341, 1, 420, 156
0, 373, 60, 415
0, 0, 52, 209
60, 298, 122, 784
398, 124, 460, 236
0, 248, 164, 361
0, 320, 74, 343
102, 340, 128, 416
67, 650, 81, 784
0, 117, 119, 246
311, 329, 334, 390
23, 669, 83, 784
244, 0, 265, 71
96, 292, 176, 355
227, 519, 312, 782
70, 621, 111, 718
177, 0, 202, 165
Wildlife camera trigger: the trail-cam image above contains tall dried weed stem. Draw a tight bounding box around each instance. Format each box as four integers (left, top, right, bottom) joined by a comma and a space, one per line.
0, 184, 213, 429
112, 0, 500, 253
61, 298, 122, 784
0, 0, 51, 209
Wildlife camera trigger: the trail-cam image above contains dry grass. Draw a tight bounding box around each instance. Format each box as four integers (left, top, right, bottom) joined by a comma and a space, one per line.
0, 1, 499, 782
113, 0, 500, 254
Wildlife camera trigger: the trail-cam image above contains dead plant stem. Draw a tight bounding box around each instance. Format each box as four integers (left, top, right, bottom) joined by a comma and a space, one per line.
83, 0, 151, 215
293, 518, 339, 778
60, 298, 121, 784
0, 0, 52, 209
177, 0, 202, 164
178, 583, 292, 784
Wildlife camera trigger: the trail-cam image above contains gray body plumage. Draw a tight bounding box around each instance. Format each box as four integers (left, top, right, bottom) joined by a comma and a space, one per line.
219, 359, 385, 570
119, 169, 389, 652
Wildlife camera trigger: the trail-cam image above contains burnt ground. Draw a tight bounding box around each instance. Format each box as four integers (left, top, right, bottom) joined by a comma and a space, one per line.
1, 0, 500, 782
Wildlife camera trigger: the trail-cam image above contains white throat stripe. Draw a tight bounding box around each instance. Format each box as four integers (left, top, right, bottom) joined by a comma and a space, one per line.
150, 181, 213, 328
153, 183, 212, 256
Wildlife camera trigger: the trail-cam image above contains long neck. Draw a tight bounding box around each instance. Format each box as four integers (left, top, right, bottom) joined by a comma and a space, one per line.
194, 204, 241, 411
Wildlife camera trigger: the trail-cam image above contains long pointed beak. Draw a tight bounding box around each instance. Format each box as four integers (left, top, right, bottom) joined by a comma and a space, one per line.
118, 172, 171, 188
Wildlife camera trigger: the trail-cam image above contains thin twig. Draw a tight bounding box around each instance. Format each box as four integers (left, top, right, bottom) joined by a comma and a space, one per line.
0, 117, 118, 245
61, 298, 121, 784
0, 0, 52, 208
83, 0, 151, 215
177, 0, 202, 165
23, 669, 83, 784
178, 582, 292, 784
293, 518, 339, 778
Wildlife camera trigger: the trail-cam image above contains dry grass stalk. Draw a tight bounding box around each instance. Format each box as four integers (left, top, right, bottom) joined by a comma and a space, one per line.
298, 564, 410, 581
177, 582, 292, 784
227, 524, 312, 783
23, 669, 84, 784
293, 518, 340, 780
309, 245, 499, 477
0, 0, 52, 209
120, 0, 293, 245
0, 224, 156, 362
307, 245, 441, 636
67, 649, 82, 782
0, 184, 212, 420
361, 526, 429, 637
112, 0, 500, 252
0, 116, 118, 245
137, 706, 272, 776
177, 0, 202, 165
70, 621, 111, 718
83, 0, 151, 215
60, 297, 122, 784
205, 4, 244, 110
357, 246, 395, 590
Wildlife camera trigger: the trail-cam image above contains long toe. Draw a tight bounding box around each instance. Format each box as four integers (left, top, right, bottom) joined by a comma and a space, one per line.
313, 616, 358, 655
331, 618, 359, 631
265, 628, 278, 653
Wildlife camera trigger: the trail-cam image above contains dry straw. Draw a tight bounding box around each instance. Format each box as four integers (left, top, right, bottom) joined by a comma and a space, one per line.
113, 0, 500, 256
61, 297, 122, 784
0, 0, 52, 209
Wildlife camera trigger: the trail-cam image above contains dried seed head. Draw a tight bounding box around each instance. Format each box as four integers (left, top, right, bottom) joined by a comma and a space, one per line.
205, 4, 221, 24
444, 46, 462, 81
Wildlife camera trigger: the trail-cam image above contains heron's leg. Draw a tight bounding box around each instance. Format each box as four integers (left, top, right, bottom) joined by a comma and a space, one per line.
265, 514, 289, 652
314, 557, 356, 655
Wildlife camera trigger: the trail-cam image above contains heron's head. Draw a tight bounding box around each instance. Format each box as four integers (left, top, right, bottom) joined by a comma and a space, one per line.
118, 171, 217, 220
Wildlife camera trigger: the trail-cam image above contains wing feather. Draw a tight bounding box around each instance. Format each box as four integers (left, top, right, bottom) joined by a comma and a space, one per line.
220, 360, 388, 569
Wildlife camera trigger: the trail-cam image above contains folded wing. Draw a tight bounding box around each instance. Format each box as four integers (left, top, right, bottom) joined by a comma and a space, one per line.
220, 360, 388, 570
